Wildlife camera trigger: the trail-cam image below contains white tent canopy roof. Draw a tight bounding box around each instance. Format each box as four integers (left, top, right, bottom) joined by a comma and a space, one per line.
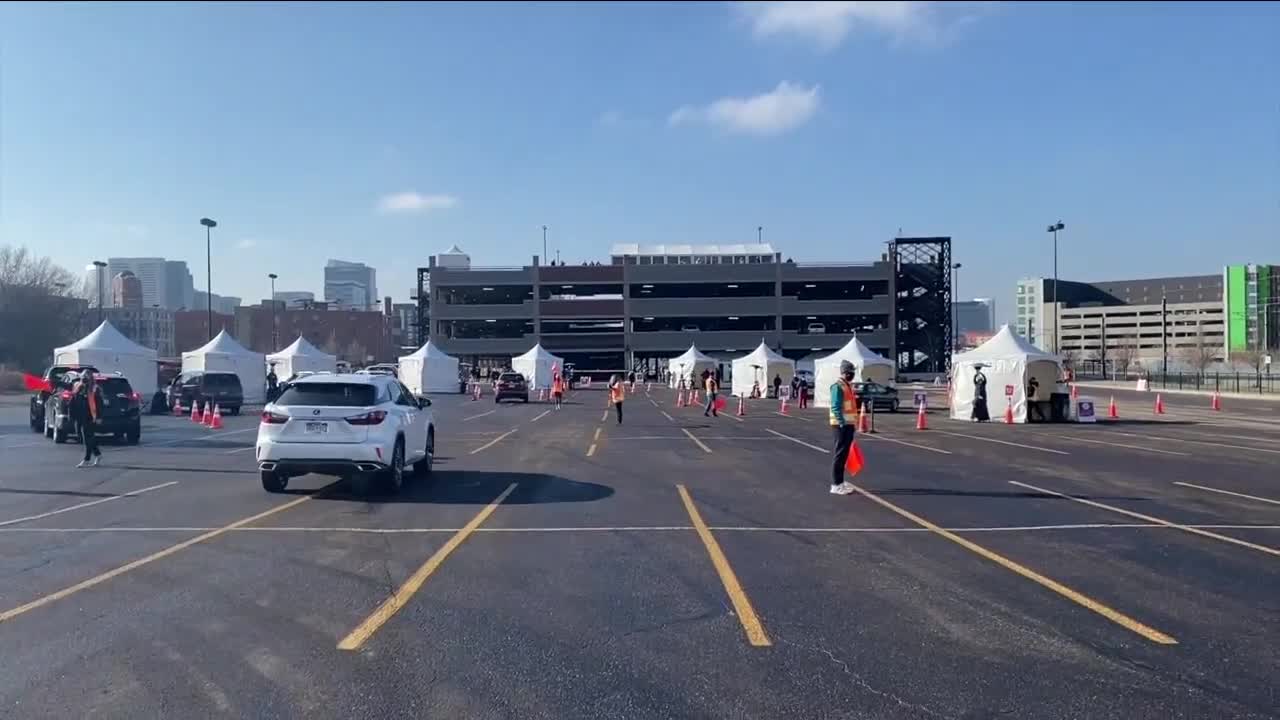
955, 325, 1058, 363
267, 335, 332, 361
181, 329, 266, 403
671, 344, 715, 365
188, 329, 255, 357
402, 340, 455, 360
57, 320, 154, 357
513, 343, 562, 363
821, 336, 894, 369
738, 340, 791, 366
53, 320, 159, 397
399, 341, 460, 395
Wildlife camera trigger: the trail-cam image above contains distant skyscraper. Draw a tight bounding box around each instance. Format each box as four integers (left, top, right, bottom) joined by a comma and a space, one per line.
324, 260, 377, 310
83, 264, 108, 308
194, 291, 242, 316
956, 298, 995, 335
112, 271, 144, 309
274, 290, 316, 308
107, 258, 168, 310
164, 260, 195, 310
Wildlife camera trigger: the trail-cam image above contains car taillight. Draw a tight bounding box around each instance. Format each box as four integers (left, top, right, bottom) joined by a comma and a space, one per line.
60, 391, 73, 400
345, 410, 387, 425
130, 392, 141, 406
261, 411, 288, 424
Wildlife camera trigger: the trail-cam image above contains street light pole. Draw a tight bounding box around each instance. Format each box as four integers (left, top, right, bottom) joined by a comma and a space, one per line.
952, 263, 962, 347
542, 225, 548, 266
268, 273, 279, 350
200, 218, 218, 339
92, 260, 107, 323
1046, 221, 1064, 353
757, 226, 763, 244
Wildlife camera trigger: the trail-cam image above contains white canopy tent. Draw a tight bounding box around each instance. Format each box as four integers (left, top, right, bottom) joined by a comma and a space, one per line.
511, 344, 564, 390
267, 336, 336, 380
399, 341, 460, 395
730, 341, 795, 396
949, 325, 1062, 424
814, 337, 896, 409
667, 344, 717, 388
182, 330, 267, 403
53, 320, 158, 398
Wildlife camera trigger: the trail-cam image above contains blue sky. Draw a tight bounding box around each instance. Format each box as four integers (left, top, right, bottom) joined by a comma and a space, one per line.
2, 2, 1277, 322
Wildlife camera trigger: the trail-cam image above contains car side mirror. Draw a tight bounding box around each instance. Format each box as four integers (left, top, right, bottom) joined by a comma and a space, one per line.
418, 397, 431, 409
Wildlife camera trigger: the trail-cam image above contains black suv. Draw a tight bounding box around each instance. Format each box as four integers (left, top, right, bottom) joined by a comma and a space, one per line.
495, 372, 529, 403
43, 373, 142, 444
166, 371, 245, 415
29, 365, 98, 433
853, 381, 901, 413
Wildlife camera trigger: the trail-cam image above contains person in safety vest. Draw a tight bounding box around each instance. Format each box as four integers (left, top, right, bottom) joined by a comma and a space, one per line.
608, 374, 625, 424
828, 360, 860, 495
552, 372, 565, 411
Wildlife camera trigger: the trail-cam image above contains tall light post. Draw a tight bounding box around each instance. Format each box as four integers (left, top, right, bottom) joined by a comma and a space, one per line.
200, 217, 218, 339
952, 262, 962, 347
542, 225, 548, 266
268, 273, 279, 350
1046, 221, 1064, 354
757, 225, 763, 244
92, 260, 107, 323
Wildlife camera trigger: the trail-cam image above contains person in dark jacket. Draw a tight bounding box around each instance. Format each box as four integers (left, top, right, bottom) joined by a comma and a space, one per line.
70, 374, 104, 467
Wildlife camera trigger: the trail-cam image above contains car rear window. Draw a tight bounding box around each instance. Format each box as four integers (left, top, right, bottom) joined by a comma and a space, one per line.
204, 374, 241, 389
500, 374, 524, 383
97, 378, 133, 397
277, 383, 376, 407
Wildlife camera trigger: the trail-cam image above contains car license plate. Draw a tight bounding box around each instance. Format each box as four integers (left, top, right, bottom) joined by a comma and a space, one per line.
305, 422, 328, 434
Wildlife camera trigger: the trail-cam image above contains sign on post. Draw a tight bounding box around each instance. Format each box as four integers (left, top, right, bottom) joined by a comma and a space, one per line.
913, 390, 927, 409
1076, 397, 1097, 423
1004, 384, 1015, 397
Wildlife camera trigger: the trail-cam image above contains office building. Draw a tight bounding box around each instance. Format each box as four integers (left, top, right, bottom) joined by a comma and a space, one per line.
165, 261, 195, 310
234, 304, 390, 362
193, 290, 242, 316
106, 258, 167, 310
274, 290, 316, 308
956, 298, 994, 335
86, 307, 176, 357
1224, 264, 1278, 354
325, 260, 378, 310
420, 243, 898, 377
83, 264, 107, 308
112, 271, 144, 309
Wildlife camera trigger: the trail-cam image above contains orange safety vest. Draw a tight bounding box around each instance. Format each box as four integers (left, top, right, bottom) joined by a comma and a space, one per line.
610, 382, 625, 404
829, 380, 858, 426
552, 377, 564, 394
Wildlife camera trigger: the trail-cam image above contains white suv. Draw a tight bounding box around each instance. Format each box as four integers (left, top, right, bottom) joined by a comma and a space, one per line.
256, 374, 434, 495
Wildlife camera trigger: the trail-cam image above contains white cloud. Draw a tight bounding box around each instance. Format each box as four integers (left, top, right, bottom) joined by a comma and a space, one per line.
235, 238, 257, 250
376, 192, 459, 214
738, 1, 986, 49
668, 82, 820, 136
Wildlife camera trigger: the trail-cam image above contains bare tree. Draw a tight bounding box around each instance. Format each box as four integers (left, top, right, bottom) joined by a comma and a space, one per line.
1234, 348, 1266, 374
1179, 326, 1218, 376
1058, 347, 1077, 369
0, 246, 84, 372
1110, 341, 1137, 378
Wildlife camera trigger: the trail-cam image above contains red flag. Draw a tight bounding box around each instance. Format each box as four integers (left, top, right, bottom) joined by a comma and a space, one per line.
844, 441, 865, 477
714, 396, 727, 412
23, 373, 52, 393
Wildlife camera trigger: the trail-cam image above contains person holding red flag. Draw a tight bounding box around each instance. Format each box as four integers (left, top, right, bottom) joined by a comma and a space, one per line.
828, 360, 863, 495
551, 371, 565, 411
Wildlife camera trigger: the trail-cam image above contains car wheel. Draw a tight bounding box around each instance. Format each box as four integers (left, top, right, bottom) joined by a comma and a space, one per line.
890, 400, 899, 413
30, 410, 42, 433
382, 440, 405, 494
127, 426, 140, 445
44, 418, 54, 439
414, 430, 434, 478
261, 470, 287, 493
53, 423, 68, 444
230, 406, 240, 416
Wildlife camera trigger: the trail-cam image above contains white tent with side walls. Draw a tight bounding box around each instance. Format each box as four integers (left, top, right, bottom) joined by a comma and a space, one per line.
949, 325, 1061, 424
181, 330, 267, 403
267, 336, 336, 380
730, 341, 795, 396
813, 337, 897, 409
399, 341, 460, 395
511, 344, 564, 390
53, 320, 158, 398
667, 344, 717, 388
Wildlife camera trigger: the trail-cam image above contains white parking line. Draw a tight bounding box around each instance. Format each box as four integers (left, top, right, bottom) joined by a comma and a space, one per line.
933, 430, 1070, 456
682, 428, 712, 454
530, 410, 551, 423
1106, 429, 1280, 456
660, 410, 675, 422
222, 445, 257, 454
1173, 482, 1280, 507
469, 428, 516, 454
861, 433, 953, 455
765, 428, 828, 453
463, 410, 496, 422
1030, 432, 1190, 456
0, 481, 178, 528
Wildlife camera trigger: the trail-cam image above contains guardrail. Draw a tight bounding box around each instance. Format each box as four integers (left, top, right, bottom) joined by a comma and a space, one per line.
1075, 370, 1280, 395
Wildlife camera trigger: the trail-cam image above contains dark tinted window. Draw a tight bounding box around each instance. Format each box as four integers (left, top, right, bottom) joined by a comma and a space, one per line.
97, 378, 133, 397
204, 373, 242, 389
499, 373, 525, 383
277, 383, 376, 407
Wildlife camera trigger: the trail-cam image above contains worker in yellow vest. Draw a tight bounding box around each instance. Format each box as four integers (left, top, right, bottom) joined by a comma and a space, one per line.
829, 360, 860, 495
609, 374, 625, 424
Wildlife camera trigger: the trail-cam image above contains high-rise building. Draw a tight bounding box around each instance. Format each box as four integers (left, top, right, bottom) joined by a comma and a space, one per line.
106, 258, 168, 310
165, 260, 195, 310
112, 271, 144, 309
325, 260, 377, 310
83, 264, 108, 308
274, 290, 316, 308
956, 298, 994, 335
1224, 264, 1278, 354
193, 290, 242, 316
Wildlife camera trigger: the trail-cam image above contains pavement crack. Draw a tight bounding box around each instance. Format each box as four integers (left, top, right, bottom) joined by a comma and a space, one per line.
782, 639, 952, 719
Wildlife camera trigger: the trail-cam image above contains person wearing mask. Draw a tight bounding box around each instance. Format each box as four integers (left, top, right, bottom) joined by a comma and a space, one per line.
828, 361, 860, 495
70, 373, 104, 468
971, 365, 990, 422
266, 363, 280, 403
608, 374, 625, 424
798, 376, 809, 409
791, 376, 801, 404
703, 372, 719, 417
773, 373, 783, 400
551, 371, 565, 411
1027, 375, 1045, 422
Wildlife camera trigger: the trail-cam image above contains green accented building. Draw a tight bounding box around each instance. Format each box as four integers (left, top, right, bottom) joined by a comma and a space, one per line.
1223, 264, 1278, 355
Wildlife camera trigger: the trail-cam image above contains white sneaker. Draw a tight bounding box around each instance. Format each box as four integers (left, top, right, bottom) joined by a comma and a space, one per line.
90, 456, 101, 467
76, 460, 89, 468
830, 482, 856, 495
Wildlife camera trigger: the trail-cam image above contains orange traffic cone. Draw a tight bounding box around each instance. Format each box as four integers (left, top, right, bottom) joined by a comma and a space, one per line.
690, 389, 700, 405
1154, 394, 1165, 415
210, 404, 223, 430
779, 395, 789, 416
916, 402, 928, 430
1108, 396, 1119, 419
858, 404, 869, 432
191, 400, 202, 423
1211, 391, 1221, 411
1004, 397, 1014, 424
173, 398, 183, 416
737, 394, 746, 417
202, 402, 214, 426
1070, 383, 1079, 400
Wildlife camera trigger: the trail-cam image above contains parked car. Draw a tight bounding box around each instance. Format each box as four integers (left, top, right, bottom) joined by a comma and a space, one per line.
853, 381, 900, 412
29, 365, 98, 432
494, 372, 529, 403
807, 323, 827, 334
43, 372, 142, 444
166, 371, 245, 415
362, 364, 399, 378
256, 374, 434, 496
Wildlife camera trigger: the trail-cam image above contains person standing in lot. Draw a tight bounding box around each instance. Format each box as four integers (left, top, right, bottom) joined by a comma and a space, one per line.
703, 372, 719, 417
71, 374, 104, 468
828, 360, 860, 495
552, 372, 565, 410
609, 374, 625, 424
773, 373, 783, 400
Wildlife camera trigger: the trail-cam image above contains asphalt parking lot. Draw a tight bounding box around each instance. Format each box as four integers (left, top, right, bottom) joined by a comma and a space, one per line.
0, 386, 1277, 720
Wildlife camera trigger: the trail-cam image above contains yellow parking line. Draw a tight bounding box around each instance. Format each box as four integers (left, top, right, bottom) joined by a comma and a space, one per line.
1010, 480, 1280, 558
0, 488, 325, 624
1173, 482, 1280, 506
469, 428, 516, 454
338, 483, 517, 650
850, 483, 1176, 645
677, 485, 770, 647
682, 428, 712, 454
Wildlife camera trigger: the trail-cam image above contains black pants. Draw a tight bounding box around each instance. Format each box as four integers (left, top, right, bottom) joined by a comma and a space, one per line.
704, 392, 717, 416
831, 425, 856, 486
80, 422, 101, 461
614, 402, 623, 424
1028, 400, 1045, 422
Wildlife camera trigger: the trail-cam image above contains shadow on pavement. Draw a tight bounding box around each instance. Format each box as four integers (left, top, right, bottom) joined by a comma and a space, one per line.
102, 464, 258, 475
873, 487, 1147, 501
301, 470, 614, 505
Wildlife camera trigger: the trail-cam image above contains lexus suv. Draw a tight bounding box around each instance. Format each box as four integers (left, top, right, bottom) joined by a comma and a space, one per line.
43, 372, 142, 444
256, 374, 434, 496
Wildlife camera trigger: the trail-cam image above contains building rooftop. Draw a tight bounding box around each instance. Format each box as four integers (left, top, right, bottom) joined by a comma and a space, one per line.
610, 243, 775, 257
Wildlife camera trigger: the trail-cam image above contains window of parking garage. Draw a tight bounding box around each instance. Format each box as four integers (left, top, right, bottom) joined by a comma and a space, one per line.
782, 314, 888, 334
437, 319, 532, 339
539, 283, 623, 300
630, 316, 775, 332
437, 285, 533, 305
630, 281, 774, 298
782, 280, 889, 301
542, 319, 624, 334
